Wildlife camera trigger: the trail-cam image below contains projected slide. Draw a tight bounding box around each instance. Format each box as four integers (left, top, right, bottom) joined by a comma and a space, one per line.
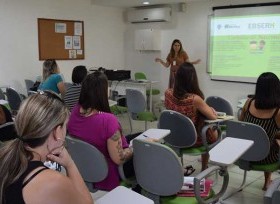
209, 14, 280, 83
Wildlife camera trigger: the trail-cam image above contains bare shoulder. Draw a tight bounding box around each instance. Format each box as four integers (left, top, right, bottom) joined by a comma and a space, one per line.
23, 169, 80, 204
275, 108, 280, 127
193, 94, 204, 106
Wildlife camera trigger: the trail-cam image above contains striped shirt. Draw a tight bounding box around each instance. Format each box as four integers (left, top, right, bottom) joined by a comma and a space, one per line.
243, 99, 280, 164
63, 83, 81, 111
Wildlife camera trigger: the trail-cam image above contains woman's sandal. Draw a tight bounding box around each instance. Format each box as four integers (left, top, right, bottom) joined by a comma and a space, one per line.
184, 165, 196, 176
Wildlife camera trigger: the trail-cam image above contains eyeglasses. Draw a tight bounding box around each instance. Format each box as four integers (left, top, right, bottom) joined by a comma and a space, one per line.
38, 90, 64, 103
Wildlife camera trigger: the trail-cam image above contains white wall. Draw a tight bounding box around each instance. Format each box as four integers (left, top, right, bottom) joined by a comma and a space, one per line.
1, 0, 279, 115
0, 0, 125, 94
124, 0, 280, 114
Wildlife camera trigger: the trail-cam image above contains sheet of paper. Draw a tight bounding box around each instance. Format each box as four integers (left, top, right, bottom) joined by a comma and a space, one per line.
73, 36, 81, 49
55, 23, 66, 33
65, 36, 73, 49
74, 22, 83, 36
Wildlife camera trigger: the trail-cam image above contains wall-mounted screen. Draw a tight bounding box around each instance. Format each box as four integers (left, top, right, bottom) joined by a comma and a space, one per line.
208, 3, 280, 83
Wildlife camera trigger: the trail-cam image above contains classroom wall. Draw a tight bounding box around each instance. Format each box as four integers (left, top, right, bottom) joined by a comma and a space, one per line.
0, 0, 125, 94
1, 0, 279, 115
124, 0, 280, 114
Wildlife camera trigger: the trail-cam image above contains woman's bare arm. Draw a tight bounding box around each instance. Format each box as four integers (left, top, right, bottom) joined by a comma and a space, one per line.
194, 95, 217, 120
57, 81, 66, 96
155, 58, 170, 68
107, 130, 133, 165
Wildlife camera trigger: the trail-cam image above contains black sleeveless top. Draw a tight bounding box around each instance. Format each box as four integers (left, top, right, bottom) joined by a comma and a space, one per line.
4, 161, 48, 204
243, 99, 280, 164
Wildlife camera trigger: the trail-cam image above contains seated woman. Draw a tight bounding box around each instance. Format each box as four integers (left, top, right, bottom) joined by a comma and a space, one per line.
165, 62, 218, 171
0, 91, 92, 204
240, 72, 280, 191
38, 59, 66, 96
67, 72, 133, 191
64, 65, 87, 111
0, 104, 17, 141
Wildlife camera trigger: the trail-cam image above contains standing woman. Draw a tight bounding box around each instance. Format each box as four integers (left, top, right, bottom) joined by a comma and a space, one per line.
39, 59, 66, 96
0, 91, 93, 204
240, 72, 280, 191
155, 39, 201, 88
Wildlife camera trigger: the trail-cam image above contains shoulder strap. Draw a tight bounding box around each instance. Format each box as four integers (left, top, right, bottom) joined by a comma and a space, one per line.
272, 107, 279, 118
22, 167, 48, 188
244, 98, 254, 112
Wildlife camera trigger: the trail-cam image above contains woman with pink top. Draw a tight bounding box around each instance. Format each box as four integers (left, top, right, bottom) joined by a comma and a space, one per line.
67, 71, 133, 191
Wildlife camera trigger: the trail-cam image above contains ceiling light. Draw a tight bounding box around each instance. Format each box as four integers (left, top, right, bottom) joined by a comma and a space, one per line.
143, 1, 150, 5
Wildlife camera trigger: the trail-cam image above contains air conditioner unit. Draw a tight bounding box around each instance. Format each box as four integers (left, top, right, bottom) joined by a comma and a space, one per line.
127, 7, 171, 23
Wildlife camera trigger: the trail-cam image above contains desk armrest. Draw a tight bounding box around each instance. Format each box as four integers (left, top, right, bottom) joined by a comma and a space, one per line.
201, 124, 222, 151
194, 166, 229, 204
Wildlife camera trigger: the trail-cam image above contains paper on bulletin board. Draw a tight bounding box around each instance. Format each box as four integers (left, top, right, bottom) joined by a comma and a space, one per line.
73, 36, 81, 49
69, 50, 77, 59
55, 23, 66, 33
77, 50, 83, 55
65, 36, 73, 49
74, 22, 82, 36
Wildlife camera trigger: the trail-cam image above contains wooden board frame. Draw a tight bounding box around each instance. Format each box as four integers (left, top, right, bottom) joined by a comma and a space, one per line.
38, 18, 84, 60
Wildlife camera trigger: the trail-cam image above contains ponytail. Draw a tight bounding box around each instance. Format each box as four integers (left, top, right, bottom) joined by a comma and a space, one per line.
0, 139, 31, 203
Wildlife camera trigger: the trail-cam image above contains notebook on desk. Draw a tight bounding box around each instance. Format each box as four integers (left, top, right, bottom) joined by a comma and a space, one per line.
130, 128, 170, 147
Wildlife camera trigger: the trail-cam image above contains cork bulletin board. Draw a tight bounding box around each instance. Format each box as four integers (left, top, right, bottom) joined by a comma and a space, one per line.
38, 18, 84, 60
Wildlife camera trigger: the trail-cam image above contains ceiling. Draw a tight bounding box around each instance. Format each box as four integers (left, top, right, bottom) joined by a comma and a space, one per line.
91, 0, 204, 8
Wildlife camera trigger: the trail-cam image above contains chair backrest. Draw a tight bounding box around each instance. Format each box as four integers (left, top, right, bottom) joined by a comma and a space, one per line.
225, 120, 270, 161
66, 135, 108, 183
0, 122, 17, 142
0, 89, 5, 100
158, 110, 197, 148
64, 82, 72, 91
134, 72, 147, 80
24, 79, 35, 91
6, 87, 22, 112
133, 139, 183, 196
206, 96, 233, 115
126, 89, 146, 114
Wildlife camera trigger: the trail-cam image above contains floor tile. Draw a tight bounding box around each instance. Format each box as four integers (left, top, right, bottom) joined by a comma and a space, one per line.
116, 113, 277, 204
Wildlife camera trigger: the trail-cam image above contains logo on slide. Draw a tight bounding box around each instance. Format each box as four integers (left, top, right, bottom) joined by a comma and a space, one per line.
217, 24, 222, 30
224, 24, 240, 29
248, 23, 275, 29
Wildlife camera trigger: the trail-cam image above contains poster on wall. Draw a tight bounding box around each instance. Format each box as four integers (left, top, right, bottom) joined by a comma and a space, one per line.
69, 50, 77, 58
55, 23, 66, 33
74, 22, 83, 36
73, 36, 81, 49
64, 36, 73, 49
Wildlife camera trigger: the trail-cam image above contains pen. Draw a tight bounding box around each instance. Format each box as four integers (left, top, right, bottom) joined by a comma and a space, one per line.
143, 134, 149, 138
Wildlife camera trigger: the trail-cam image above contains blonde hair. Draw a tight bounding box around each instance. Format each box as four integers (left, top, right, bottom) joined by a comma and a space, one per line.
0, 91, 69, 203
42, 59, 59, 81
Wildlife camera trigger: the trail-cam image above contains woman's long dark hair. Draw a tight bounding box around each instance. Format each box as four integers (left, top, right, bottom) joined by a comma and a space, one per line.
254, 72, 280, 109
79, 71, 111, 113
173, 62, 204, 99
169, 39, 185, 58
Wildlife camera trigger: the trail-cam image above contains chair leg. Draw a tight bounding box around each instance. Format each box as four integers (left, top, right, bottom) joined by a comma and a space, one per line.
221, 170, 248, 201
141, 189, 160, 204
180, 156, 184, 166
128, 112, 133, 134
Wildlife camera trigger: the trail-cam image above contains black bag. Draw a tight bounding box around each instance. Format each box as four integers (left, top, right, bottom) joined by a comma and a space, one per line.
30, 81, 41, 91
